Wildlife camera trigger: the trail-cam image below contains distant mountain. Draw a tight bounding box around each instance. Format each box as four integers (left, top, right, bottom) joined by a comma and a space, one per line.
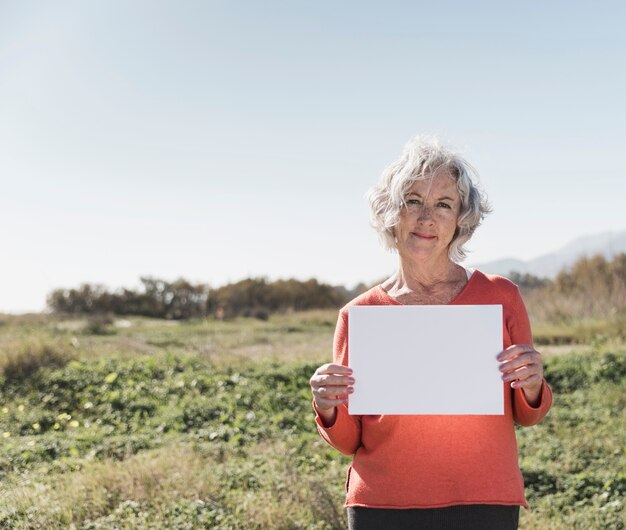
470, 230, 626, 278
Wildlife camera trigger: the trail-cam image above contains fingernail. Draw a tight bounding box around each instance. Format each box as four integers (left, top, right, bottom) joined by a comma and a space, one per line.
348, 378, 355, 383
347, 387, 354, 393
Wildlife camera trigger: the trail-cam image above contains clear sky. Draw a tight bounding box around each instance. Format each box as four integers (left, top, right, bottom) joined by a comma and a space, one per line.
1, 1, 625, 312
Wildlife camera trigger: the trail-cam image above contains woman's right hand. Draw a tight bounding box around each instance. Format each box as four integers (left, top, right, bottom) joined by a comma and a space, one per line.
309, 363, 354, 426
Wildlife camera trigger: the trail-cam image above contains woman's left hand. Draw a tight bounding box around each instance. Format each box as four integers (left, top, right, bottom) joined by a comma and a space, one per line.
497, 344, 544, 406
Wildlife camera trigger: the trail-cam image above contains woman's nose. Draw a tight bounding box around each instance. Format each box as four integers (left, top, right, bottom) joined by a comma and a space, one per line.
417, 205, 434, 222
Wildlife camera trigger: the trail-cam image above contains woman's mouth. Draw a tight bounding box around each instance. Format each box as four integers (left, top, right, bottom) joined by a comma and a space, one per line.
412, 232, 436, 240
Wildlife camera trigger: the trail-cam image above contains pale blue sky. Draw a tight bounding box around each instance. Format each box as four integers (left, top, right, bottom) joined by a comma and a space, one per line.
1, 1, 625, 312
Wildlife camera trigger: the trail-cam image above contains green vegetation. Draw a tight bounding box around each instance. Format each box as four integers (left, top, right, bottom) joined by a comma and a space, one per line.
0, 312, 624, 529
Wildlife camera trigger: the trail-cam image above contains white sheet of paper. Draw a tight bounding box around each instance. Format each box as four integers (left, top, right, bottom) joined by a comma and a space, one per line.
348, 305, 503, 415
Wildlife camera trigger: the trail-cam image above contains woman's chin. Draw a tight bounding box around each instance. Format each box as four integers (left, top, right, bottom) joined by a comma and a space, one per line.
401, 247, 447, 263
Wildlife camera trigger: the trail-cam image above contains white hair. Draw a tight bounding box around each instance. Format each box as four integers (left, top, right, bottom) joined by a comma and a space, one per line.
367, 135, 491, 262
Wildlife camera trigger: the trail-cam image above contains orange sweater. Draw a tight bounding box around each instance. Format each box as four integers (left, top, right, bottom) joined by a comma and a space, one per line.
314, 271, 553, 509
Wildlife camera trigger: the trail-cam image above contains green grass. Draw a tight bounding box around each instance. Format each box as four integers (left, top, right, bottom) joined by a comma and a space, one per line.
531, 315, 626, 346
0, 312, 624, 529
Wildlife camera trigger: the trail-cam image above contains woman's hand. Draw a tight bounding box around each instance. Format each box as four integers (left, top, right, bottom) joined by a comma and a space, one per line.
310, 363, 354, 426
497, 344, 544, 406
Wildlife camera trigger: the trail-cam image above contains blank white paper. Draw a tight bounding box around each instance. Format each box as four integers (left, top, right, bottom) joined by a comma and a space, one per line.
348, 305, 503, 415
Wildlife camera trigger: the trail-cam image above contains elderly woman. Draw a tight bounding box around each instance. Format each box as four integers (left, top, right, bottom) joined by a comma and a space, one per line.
309, 136, 553, 530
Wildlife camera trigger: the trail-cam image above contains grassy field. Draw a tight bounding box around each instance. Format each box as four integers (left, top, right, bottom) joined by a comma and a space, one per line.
0, 311, 624, 529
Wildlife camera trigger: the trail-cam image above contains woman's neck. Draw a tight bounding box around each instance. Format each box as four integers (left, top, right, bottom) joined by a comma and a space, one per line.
381, 258, 468, 304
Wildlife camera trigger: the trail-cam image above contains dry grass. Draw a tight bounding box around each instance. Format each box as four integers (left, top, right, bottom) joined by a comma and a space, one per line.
0, 443, 221, 528
523, 254, 626, 330
213, 440, 346, 529
0, 335, 77, 379
0, 439, 348, 529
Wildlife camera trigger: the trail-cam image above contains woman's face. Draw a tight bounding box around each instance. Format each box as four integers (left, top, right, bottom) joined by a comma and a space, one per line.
394, 172, 461, 265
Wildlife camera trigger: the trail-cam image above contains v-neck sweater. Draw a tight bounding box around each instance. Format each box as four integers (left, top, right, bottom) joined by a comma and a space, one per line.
313, 270, 553, 509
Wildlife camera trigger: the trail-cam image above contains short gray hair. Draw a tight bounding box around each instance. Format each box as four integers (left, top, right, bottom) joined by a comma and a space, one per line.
367, 135, 491, 262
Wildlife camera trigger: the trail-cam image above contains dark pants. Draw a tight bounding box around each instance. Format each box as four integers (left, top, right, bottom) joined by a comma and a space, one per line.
347, 504, 520, 530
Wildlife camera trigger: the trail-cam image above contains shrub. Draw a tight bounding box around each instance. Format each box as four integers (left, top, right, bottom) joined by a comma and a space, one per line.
543, 351, 626, 393
596, 352, 626, 383
0, 337, 76, 381
84, 314, 115, 335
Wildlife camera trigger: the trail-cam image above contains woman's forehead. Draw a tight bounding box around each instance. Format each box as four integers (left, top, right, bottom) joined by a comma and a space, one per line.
407, 172, 458, 195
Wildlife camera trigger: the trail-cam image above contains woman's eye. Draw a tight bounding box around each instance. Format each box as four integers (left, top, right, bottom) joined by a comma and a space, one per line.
407, 199, 422, 206
437, 202, 451, 209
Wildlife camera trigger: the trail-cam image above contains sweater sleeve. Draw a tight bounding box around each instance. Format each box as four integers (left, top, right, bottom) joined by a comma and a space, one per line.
508, 285, 553, 426
313, 311, 362, 456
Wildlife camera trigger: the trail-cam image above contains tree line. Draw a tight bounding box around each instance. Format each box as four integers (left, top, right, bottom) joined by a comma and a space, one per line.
47, 254, 625, 321
47, 277, 368, 320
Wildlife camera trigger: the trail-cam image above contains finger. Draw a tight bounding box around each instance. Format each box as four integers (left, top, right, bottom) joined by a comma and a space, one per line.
502, 364, 541, 383
315, 388, 354, 404
315, 396, 349, 410
510, 373, 543, 389
313, 385, 354, 398
311, 374, 355, 389
499, 351, 542, 373
499, 353, 542, 374
496, 344, 534, 362
316, 363, 353, 375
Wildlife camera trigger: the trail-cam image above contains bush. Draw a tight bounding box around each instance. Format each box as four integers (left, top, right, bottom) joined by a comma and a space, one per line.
543, 351, 626, 393
596, 352, 626, 382
84, 314, 115, 335
0, 337, 76, 381
47, 278, 211, 320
